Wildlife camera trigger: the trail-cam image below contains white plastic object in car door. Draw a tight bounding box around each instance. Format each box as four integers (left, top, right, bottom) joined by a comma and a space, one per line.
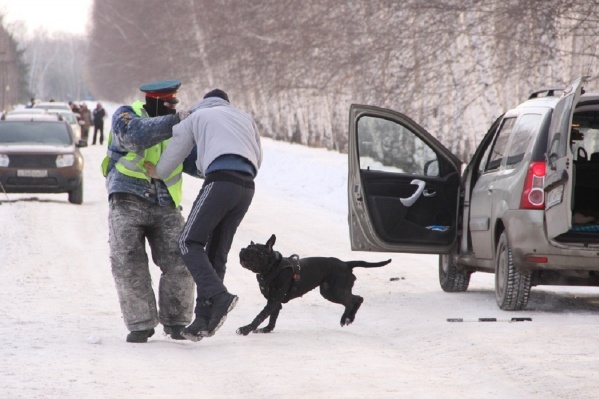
400, 179, 426, 207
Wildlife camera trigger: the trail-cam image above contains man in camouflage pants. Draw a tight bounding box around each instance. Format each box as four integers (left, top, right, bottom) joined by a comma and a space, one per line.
102, 80, 197, 343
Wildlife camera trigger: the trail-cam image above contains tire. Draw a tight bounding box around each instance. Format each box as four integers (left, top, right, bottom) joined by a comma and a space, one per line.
495, 231, 531, 310
439, 253, 470, 292
68, 181, 83, 204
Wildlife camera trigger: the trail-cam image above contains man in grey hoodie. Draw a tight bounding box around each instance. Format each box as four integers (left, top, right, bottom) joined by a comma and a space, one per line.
146, 89, 262, 341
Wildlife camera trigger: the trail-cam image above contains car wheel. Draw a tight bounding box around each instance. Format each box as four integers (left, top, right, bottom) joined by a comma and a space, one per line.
68, 182, 83, 204
495, 231, 531, 310
439, 253, 470, 292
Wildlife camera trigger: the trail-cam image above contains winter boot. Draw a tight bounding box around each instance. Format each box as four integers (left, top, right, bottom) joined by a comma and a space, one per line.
205, 292, 239, 336
181, 316, 210, 342
126, 328, 155, 343
163, 325, 186, 340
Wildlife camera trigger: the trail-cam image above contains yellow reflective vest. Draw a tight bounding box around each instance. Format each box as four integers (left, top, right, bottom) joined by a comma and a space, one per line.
101, 101, 183, 206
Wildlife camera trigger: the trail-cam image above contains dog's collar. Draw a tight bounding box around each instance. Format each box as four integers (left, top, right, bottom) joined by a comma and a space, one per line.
263, 252, 299, 275
259, 252, 285, 283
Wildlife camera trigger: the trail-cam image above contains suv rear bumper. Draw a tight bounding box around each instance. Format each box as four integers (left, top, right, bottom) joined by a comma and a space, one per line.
504, 210, 599, 271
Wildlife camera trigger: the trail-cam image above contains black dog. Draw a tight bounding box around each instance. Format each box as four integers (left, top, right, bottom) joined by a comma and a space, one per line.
236, 234, 391, 335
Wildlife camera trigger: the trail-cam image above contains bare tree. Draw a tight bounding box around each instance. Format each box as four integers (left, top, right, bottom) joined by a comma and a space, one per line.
86, 0, 599, 159
0, 15, 30, 111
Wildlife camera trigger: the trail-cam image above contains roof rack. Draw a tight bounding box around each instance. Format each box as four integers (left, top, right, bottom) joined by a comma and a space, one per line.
528, 87, 564, 99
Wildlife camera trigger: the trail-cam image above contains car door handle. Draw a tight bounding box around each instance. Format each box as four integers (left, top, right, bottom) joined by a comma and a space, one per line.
423, 189, 436, 197
488, 185, 494, 194
400, 179, 425, 207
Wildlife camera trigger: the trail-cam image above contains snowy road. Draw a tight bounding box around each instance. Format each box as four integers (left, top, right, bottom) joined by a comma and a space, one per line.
1, 107, 599, 398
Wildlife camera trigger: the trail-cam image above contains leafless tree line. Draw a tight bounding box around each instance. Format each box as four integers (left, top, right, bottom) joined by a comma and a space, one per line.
1, 16, 90, 107
86, 0, 599, 160
0, 16, 29, 112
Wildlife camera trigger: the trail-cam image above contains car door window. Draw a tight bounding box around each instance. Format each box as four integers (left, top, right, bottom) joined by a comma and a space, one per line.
357, 116, 438, 176
485, 117, 516, 171
505, 114, 541, 169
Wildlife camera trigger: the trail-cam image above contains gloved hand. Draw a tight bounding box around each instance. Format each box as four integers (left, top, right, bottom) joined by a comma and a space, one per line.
177, 110, 191, 122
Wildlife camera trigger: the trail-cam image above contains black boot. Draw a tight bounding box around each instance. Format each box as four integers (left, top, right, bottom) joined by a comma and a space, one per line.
205, 292, 239, 336
163, 325, 186, 340
126, 328, 155, 343
181, 316, 209, 342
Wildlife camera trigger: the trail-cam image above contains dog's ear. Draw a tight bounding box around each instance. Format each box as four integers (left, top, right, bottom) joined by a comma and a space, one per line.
266, 234, 276, 251
250, 241, 255, 245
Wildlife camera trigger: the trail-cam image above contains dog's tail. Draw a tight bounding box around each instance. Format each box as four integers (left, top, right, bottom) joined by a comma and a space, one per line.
347, 259, 392, 269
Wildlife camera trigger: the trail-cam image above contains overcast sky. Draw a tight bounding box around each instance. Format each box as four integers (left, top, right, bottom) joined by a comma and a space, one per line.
0, 0, 92, 37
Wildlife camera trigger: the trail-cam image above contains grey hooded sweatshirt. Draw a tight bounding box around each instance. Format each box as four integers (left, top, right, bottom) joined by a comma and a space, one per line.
155, 97, 262, 179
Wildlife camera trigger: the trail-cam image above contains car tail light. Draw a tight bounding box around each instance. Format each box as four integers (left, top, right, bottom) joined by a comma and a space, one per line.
525, 255, 548, 263
520, 161, 545, 209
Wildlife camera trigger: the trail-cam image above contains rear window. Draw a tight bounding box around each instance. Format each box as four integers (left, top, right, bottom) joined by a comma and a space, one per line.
572, 111, 599, 158
486, 117, 516, 171
505, 114, 542, 168
0, 121, 73, 145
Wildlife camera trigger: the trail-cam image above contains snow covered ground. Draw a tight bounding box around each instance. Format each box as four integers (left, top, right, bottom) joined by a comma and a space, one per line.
2, 103, 599, 398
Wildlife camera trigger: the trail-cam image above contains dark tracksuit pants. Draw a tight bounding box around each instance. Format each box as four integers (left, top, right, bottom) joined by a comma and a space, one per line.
179, 171, 255, 317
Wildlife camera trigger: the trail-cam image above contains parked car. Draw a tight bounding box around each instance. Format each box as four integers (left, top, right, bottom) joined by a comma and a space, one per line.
46, 110, 82, 141
3, 111, 55, 122
32, 101, 72, 112
0, 116, 85, 204
1, 108, 48, 119
347, 76, 599, 310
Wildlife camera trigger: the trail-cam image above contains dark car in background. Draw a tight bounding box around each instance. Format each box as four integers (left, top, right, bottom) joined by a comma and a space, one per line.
347, 77, 599, 310
0, 115, 85, 204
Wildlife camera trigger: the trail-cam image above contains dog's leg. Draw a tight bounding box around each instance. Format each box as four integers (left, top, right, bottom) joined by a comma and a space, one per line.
320, 276, 364, 327
255, 303, 282, 333
236, 300, 281, 336
341, 295, 363, 326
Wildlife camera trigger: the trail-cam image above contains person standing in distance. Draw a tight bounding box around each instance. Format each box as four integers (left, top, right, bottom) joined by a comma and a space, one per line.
102, 80, 197, 343
92, 102, 106, 145
146, 89, 262, 342
79, 103, 92, 145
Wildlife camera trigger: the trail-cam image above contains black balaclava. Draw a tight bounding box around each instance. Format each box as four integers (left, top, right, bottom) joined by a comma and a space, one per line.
143, 96, 176, 117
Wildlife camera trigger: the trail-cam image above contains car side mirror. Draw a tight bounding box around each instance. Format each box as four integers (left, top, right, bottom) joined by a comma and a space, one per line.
424, 159, 439, 176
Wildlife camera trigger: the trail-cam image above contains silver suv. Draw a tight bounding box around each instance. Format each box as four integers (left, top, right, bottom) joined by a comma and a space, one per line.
347, 77, 599, 310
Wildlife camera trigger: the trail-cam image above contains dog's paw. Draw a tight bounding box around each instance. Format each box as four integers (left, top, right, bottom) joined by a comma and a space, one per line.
254, 327, 273, 334
236, 325, 254, 336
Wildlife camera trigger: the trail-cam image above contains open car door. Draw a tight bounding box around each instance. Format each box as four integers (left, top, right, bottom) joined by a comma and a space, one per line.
348, 104, 462, 254
545, 77, 588, 238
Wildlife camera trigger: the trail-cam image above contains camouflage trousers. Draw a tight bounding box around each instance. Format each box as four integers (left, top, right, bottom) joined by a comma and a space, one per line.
108, 193, 194, 331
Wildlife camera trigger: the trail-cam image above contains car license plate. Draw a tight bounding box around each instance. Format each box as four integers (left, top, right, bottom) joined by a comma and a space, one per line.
17, 169, 48, 178
546, 184, 564, 209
